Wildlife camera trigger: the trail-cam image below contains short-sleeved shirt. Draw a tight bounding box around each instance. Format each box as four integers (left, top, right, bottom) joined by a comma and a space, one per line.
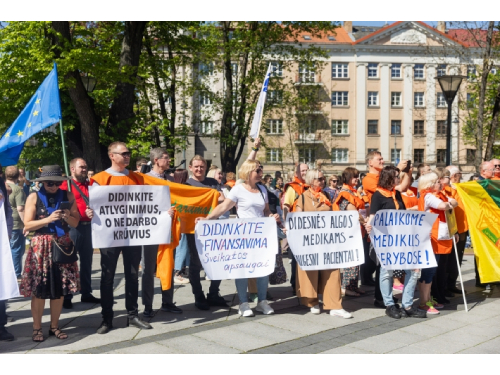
227, 184, 268, 219
7, 183, 26, 229
284, 186, 297, 207
369, 190, 406, 216
361, 173, 379, 203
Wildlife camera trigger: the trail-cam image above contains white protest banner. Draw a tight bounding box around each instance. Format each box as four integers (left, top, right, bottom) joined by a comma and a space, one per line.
369, 209, 438, 270
285, 211, 365, 270
89, 185, 172, 248
0, 197, 20, 300
195, 217, 278, 280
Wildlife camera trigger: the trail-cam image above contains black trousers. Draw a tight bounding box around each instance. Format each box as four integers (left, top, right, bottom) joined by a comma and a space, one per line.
65, 223, 94, 300
431, 253, 449, 302
447, 231, 467, 289
141, 245, 174, 308
0, 300, 7, 329
360, 234, 377, 284
100, 246, 142, 320
186, 234, 221, 299
374, 265, 382, 302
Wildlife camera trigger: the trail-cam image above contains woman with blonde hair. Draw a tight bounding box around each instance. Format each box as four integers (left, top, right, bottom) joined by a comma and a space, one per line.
417, 171, 458, 314
295, 168, 352, 318
196, 159, 280, 317
207, 167, 223, 185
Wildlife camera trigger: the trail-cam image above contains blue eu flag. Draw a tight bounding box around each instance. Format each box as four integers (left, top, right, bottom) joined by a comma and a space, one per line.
0, 63, 62, 166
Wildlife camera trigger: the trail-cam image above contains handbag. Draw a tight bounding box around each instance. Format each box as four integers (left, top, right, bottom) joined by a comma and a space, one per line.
52, 236, 78, 264
269, 253, 287, 285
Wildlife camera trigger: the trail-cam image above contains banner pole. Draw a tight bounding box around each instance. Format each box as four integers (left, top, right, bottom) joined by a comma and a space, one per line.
58, 119, 71, 192
452, 235, 468, 312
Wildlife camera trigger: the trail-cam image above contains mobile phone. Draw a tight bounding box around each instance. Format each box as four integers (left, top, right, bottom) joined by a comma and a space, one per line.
402, 160, 412, 173
59, 201, 74, 211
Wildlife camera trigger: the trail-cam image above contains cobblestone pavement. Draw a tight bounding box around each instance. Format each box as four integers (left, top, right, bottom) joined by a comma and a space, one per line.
1, 253, 499, 354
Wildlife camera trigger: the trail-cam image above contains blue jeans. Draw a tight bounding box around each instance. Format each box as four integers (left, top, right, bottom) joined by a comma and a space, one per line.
380, 268, 419, 308
10, 229, 25, 278
174, 234, 190, 271
235, 276, 269, 304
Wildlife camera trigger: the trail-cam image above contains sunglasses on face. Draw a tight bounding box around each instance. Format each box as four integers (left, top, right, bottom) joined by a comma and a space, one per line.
317, 177, 325, 182
331, 180, 338, 183
45, 181, 63, 187
255, 167, 263, 173
113, 151, 131, 157
495, 165, 500, 168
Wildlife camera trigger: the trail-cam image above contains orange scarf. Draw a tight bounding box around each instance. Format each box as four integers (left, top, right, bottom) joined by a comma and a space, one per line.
376, 187, 399, 210
309, 186, 332, 207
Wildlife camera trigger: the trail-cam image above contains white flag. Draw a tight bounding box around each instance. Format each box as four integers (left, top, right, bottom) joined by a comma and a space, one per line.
0, 197, 20, 300
249, 63, 272, 139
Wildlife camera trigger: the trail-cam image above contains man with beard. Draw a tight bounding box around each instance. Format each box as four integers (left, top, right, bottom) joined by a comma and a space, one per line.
61, 158, 99, 308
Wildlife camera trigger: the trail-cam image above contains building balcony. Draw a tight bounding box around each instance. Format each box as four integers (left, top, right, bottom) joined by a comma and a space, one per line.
294, 74, 324, 86
294, 132, 323, 144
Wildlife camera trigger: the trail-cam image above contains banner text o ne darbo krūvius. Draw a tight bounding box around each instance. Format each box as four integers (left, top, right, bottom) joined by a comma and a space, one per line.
286, 211, 365, 270
89, 185, 172, 248
369, 209, 438, 270
195, 217, 278, 280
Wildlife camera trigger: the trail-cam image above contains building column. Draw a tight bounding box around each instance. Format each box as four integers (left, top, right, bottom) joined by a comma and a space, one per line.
426, 64, 437, 164
403, 64, 414, 160
380, 63, 391, 161
355, 63, 367, 166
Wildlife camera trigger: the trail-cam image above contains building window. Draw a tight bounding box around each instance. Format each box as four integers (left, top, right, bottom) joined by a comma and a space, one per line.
466, 149, 476, 163
332, 91, 349, 106
331, 148, 349, 163
231, 62, 238, 76
467, 93, 476, 108
267, 90, 283, 105
267, 119, 283, 134
437, 149, 446, 164
391, 120, 401, 135
299, 62, 315, 83
332, 63, 348, 78
266, 148, 282, 162
200, 92, 211, 105
468, 65, 477, 81
332, 120, 349, 135
437, 92, 447, 108
391, 92, 402, 106
437, 64, 447, 77
368, 120, 378, 135
414, 92, 424, 107
299, 148, 315, 164
414, 120, 425, 135
270, 61, 283, 77
299, 119, 316, 135
414, 149, 424, 163
391, 64, 401, 78
414, 64, 425, 79
437, 120, 447, 136
200, 121, 213, 134
199, 62, 214, 76
367, 148, 378, 154
391, 149, 401, 163
368, 91, 379, 106
368, 63, 378, 78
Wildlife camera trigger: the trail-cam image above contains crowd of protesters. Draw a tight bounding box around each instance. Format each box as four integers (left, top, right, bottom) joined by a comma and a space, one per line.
0, 142, 497, 343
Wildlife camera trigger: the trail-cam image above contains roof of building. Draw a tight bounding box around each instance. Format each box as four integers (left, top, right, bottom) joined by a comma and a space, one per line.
285, 26, 353, 44
447, 28, 498, 48
351, 25, 385, 40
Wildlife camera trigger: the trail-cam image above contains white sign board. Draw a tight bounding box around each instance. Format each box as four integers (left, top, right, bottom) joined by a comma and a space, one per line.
0, 197, 20, 300
195, 217, 278, 280
286, 211, 365, 270
89, 185, 172, 248
369, 209, 438, 270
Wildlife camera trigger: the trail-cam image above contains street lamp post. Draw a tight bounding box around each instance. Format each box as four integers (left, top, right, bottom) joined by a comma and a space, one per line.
436, 75, 466, 166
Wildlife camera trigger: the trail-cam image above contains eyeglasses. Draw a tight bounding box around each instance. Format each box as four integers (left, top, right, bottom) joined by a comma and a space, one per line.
495, 165, 500, 168
331, 180, 338, 183
255, 167, 263, 173
317, 177, 325, 182
395, 175, 400, 179
158, 156, 170, 160
45, 181, 63, 187
113, 151, 131, 157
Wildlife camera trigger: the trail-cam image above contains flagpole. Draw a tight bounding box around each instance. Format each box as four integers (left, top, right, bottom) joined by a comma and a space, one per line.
452, 236, 468, 313
58, 119, 71, 191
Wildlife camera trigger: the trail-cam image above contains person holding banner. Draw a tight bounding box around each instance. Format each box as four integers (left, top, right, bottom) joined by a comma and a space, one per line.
333, 167, 366, 298
417, 171, 457, 314
197, 160, 279, 317
20, 165, 81, 341
366, 166, 426, 319
295, 169, 352, 318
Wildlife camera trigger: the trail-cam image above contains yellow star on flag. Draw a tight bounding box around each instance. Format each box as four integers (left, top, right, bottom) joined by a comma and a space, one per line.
35, 98, 41, 104
33, 110, 39, 116
5, 132, 10, 137
17, 130, 24, 137
28, 123, 32, 128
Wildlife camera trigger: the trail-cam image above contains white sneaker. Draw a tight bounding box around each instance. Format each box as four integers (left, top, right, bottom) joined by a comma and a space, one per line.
238, 302, 254, 317
310, 305, 321, 315
256, 300, 275, 315
174, 274, 190, 285
330, 309, 352, 319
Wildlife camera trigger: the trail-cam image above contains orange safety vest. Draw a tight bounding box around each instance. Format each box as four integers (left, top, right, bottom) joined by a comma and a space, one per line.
418, 190, 452, 255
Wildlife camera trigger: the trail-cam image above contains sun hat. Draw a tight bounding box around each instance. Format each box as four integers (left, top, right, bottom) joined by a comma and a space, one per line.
33, 165, 69, 182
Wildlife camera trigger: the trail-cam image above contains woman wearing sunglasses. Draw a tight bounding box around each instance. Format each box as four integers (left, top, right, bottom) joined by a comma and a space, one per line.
295, 169, 352, 318
20, 165, 80, 342
196, 160, 280, 317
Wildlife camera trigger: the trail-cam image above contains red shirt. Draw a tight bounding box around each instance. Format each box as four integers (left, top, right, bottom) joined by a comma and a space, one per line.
61, 179, 90, 221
